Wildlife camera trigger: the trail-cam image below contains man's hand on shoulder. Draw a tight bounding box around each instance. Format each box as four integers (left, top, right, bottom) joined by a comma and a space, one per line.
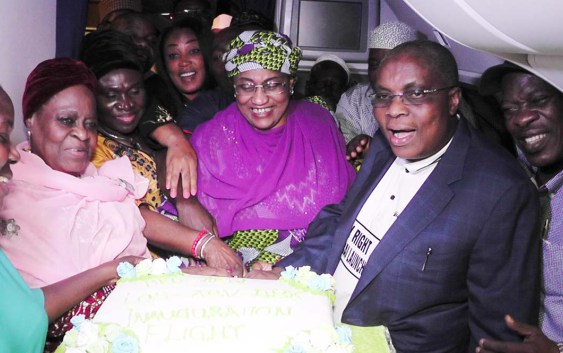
477, 315, 559, 353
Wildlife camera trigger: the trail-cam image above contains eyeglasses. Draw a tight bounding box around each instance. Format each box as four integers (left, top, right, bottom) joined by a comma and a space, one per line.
370, 86, 455, 107
234, 82, 288, 96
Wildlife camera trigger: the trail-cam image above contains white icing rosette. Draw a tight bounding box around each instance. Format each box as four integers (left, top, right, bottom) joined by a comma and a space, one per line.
283, 324, 354, 353
150, 258, 168, 275
117, 256, 182, 281
55, 315, 140, 353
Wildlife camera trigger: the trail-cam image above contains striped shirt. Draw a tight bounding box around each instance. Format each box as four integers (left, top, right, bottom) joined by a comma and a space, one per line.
538, 168, 563, 342
334, 83, 378, 143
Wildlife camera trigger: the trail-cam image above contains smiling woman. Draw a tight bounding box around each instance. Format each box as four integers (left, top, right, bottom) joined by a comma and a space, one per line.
0, 58, 152, 348
156, 17, 233, 134
80, 29, 243, 275
27, 85, 99, 176
97, 68, 146, 134
191, 30, 355, 267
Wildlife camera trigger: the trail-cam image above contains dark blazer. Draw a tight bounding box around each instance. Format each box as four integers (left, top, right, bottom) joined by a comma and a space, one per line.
278, 119, 541, 353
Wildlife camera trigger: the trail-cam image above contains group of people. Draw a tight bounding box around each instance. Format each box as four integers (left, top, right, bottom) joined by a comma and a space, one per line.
0, 1, 562, 352
1, 5, 354, 352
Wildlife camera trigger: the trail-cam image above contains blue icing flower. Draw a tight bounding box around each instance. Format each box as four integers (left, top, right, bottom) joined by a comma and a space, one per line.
281, 265, 298, 279
336, 325, 353, 345
166, 256, 182, 273
112, 332, 139, 353
308, 274, 331, 291
117, 261, 136, 279
70, 315, 86, 331
286, 344, 306, 353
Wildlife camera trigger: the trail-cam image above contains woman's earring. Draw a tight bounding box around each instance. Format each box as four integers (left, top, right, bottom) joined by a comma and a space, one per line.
26, 130, 32, 152
456, 113, 461, 120
290, 88, 295, 96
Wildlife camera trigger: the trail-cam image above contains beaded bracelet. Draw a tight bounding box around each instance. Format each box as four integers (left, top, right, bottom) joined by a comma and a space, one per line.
198, 233, 217, 260
191, 229, 209, 259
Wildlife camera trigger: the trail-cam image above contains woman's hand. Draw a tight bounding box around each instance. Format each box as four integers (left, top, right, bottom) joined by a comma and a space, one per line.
182, 266, 232, 277
476, 315, 559, 353
165, 136, 198, 199
42, 255, 146, 321
105, 256, 146, 285
202, 237, 244, 277
151, 124, 198, 198
346, 134, 372, 162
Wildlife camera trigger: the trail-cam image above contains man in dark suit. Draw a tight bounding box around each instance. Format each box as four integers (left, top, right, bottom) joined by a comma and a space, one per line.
250, 41, 541, 352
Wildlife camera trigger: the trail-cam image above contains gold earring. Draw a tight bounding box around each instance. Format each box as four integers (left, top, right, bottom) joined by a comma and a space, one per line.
26, 130, 32, 152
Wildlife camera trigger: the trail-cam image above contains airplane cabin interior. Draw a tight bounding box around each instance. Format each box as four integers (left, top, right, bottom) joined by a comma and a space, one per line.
1, 0, 562, 141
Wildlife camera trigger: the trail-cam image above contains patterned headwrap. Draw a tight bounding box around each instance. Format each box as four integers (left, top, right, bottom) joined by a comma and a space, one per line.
224, 30, 302, 78
369, 22, 420, 50
22, 58, 97, 122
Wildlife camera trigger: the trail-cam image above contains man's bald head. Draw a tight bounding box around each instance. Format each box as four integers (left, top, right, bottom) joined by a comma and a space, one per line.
378, 40, 459, 88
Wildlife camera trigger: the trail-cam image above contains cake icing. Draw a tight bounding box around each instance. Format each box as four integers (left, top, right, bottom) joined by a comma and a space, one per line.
85, 259, 350, 353
55, 315, 139, 353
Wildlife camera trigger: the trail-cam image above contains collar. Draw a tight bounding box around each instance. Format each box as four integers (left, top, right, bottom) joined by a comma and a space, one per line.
396, 138, 453, 174
541, 168, 563, 194
517, 149, 563, 193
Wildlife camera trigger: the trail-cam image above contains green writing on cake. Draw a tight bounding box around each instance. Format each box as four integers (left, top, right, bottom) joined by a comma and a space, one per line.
143, 323, 243, 341
190, 289, 241, 297
128, 306, 292, 324
253, 288, 303, 299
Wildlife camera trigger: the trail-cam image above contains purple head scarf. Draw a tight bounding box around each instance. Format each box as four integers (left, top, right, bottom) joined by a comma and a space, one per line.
191, 100, 355, 237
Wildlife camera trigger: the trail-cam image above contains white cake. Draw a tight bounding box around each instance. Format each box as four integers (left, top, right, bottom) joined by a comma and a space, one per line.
55, 259, 408, 353
61, 259, 352, 353
94, 274, 334, 352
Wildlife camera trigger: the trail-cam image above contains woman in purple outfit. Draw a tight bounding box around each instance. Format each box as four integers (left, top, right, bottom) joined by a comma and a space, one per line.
191, 30, 355, 266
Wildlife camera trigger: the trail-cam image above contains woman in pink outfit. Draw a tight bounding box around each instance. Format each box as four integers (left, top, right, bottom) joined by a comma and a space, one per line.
0, 58, 153, 346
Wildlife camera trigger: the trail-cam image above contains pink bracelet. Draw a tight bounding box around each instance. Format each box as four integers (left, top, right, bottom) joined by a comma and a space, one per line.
191, 230, 208, 258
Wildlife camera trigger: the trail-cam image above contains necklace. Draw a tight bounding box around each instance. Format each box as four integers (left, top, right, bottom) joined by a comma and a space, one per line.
98, 127, 146, 152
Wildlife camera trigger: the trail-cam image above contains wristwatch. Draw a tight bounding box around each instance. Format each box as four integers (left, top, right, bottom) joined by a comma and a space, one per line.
557, 342, 563, 353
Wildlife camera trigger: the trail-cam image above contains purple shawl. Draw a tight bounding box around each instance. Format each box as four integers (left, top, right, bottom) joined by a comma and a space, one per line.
192, 100, 355, 237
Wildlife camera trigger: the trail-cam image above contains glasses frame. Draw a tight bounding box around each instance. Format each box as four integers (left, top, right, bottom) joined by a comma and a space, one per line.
233, 81, 289, 96
370, 86, 456, 107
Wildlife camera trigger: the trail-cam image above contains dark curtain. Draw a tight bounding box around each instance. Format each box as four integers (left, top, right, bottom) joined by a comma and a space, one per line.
56, 0, 89, 58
